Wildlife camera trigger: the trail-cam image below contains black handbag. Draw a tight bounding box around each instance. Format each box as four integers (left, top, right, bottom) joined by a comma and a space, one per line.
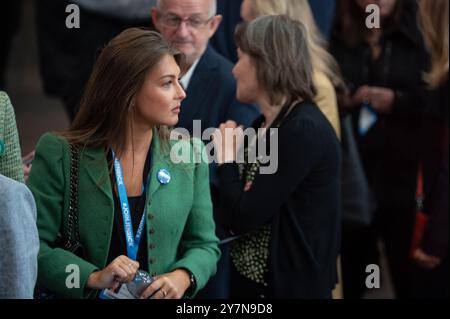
340, 115, 376, 226
34, 144, 86, 299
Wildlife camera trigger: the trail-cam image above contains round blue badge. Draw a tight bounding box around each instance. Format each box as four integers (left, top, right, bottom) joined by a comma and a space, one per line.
157, 169, 171, 185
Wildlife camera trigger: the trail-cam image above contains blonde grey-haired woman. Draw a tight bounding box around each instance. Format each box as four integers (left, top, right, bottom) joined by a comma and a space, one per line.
240, 0, 343, 139
214, 15, 341, 299
239, 0, 344, 298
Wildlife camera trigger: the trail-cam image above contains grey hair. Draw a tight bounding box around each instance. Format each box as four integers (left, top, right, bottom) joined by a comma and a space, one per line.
156, 0, 217, 17
235, 15, 316, 106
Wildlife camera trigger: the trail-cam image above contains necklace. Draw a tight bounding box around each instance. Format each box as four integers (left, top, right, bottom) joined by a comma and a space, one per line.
231, 101, 299, 285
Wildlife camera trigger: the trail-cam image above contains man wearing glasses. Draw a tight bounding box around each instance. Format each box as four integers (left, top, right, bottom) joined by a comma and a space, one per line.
151, 0, 258, 132
151, 0, 260, 299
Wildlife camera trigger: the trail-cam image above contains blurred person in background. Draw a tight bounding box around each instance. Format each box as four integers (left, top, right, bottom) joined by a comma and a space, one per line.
330, 0, 429, 298
308, 0, 336, 39
412, 0, 449, 299
210, 0, 243, 63
210, 0, 336, 64
0, 1, 22, 91
36, 0, 156, 121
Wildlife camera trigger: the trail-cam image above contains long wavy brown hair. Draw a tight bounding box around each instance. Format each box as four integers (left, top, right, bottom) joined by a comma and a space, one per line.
418, 0, 449, 89
61, 28, 184, 159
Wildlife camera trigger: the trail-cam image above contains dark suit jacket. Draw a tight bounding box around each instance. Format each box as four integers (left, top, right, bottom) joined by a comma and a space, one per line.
176, 45, 260, 187
177, 45, 259, 134
210, 0, 243, 63
308, 0, 336, 39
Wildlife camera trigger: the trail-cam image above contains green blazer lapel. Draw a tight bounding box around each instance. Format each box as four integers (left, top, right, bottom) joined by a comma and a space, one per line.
82, 146, 113, 202
80, 131, 170, 202
77, 146, 114, 269
149, 128, 172, 199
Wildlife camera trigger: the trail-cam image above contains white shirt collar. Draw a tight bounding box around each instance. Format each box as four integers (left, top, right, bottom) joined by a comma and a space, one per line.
180, 58, 200, 90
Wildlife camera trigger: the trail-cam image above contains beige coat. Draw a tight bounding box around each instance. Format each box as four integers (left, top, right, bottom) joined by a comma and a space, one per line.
313, 70, 341, 140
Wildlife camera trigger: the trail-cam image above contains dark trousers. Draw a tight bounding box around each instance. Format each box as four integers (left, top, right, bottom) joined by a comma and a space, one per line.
341, 223, 379, 299
377, 204, 416, 298
342, 204, 416, 299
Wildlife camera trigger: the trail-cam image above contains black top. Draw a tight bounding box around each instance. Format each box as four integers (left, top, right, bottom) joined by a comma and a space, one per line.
330, 2, 429, 208
421, 82, 449, 257
106, 147, 152, 272
218, 101, 342, 298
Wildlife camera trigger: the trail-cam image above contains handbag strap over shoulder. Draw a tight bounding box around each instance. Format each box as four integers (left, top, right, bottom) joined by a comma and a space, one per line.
64, 143, 81, 250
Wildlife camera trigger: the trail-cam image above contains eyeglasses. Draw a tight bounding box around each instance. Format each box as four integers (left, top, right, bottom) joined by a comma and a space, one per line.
159, 13, 214, 30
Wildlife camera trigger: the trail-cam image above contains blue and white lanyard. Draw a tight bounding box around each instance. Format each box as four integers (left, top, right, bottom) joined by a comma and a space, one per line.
112, 150, 149, 261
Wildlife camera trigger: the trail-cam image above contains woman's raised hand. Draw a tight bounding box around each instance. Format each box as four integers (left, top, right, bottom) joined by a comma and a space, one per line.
212, 120, 245, 164
87, 255, 139, 291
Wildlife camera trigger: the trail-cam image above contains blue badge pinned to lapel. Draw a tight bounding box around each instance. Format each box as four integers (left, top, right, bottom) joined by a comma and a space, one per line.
157, 169, 171, 185
0, 139, 5, 157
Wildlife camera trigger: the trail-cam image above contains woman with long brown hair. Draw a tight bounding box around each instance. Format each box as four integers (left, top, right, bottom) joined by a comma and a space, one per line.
27, 28, 220, 299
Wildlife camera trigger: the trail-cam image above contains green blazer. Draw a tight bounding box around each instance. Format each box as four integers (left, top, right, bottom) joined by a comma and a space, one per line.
27, 130, 220, 299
